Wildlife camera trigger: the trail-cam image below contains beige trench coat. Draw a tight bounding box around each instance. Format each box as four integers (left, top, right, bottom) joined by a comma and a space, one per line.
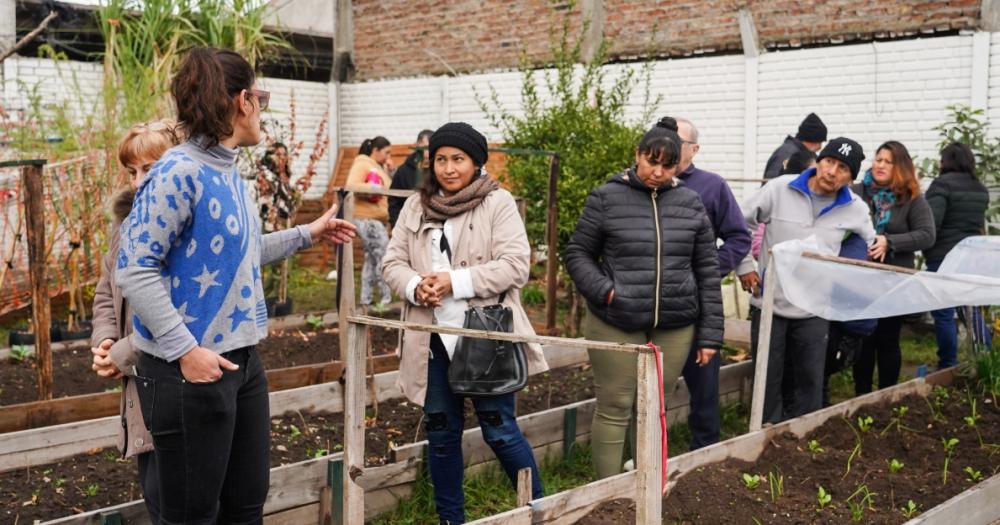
91, 188, 154, 458
382, 189, 549, 406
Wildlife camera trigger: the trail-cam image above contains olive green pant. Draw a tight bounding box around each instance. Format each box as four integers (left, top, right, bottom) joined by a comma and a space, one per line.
584, 310, 695, 479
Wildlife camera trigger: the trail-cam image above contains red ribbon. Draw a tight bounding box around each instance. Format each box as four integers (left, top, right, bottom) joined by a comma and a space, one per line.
646, 341, 667, 492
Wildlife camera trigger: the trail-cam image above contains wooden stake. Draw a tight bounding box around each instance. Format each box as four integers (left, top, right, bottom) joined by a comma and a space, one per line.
635, 350, 661, 524
20, 161, 52, 400
342, 322, 368, 525
337, 191, 355, 359
749, 258, 779, 432
516, 467, 533, 507
544, 154, 559, 334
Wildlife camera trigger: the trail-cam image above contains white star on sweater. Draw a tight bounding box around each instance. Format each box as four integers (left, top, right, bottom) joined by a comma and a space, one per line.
193, 265, 221, 298
177, 302, 198, 324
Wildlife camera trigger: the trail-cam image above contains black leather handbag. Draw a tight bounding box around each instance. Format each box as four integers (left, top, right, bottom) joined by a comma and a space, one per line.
448, 293, 529, 397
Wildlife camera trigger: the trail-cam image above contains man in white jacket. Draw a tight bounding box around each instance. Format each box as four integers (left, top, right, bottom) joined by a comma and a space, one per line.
737, 137, 876, 423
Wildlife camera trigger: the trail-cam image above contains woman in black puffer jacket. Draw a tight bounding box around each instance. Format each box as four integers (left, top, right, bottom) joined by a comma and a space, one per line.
565, 117, 723, 479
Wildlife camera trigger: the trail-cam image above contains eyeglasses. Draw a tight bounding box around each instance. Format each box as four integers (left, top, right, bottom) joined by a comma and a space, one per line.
681, 140, 698, 146
247, 89, 270, 111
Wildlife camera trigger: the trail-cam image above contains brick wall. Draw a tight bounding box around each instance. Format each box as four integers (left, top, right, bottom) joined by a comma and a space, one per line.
351, 0, 980, 81
351, 0, 583, 81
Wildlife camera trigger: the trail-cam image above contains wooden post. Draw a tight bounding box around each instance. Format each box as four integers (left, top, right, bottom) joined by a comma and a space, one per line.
20, 161, 52, 400
749, 257, 779, 432
635, 350, 661, 524
342, 322, 368, 525
562, 406, 578, 461
337, 191, 356, 358
99, 511, 123, 525
516, 467, 533, 507
327, 458, 344, 525
544, 154, 560, 334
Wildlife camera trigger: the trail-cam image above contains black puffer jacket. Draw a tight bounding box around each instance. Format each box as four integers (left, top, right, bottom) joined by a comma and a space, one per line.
565, 168, 723, 349
924, 171, 989, 262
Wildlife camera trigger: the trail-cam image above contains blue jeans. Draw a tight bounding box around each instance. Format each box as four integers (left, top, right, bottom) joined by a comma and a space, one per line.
424, 335, 544, 524
926, 260, 959, 368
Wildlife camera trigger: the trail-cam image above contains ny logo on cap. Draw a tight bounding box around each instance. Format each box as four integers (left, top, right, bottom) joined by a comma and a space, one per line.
838, 143, 852, 156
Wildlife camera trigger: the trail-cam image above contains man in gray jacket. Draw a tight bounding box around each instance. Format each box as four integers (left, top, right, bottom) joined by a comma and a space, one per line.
738, 137, 876, 423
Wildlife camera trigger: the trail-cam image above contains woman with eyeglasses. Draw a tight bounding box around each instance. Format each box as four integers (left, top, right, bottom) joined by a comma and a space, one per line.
116, 47, 356, 523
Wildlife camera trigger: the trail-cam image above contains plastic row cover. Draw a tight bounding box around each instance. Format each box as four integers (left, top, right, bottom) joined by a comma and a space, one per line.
770, 236, 1000, 322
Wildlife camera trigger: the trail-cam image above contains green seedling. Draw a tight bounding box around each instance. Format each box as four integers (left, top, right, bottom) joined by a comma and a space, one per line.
847, 487, 874, 522
305, 314, 324, 330
881, 405, 914, 435
964, 466, 984, 482
807, 439, 825, 458
816, 485, 832, 511
10, 345, 34, 363
768, 470, 784, 502
842, 417, 863, 477
85, 484, 99, 497
312, 448, 329, 459
964, 397, 985, 448
848, 499, 865, 522
900, 499, 919, 519
289, 425, 302, 439
942, 437, 959, 485
370, 302, 388, 315
857, 415, 874, 433
888, 458, 904, 474
741, 473, 761, 490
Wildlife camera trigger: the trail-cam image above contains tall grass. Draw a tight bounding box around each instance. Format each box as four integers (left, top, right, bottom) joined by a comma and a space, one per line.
96, 0, 296, 132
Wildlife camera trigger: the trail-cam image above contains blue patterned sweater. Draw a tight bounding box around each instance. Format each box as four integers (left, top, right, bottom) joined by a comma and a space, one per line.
116, 137, 313, 362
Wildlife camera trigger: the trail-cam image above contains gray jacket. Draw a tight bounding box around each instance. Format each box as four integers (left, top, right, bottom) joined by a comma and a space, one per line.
737, 169, 876, 319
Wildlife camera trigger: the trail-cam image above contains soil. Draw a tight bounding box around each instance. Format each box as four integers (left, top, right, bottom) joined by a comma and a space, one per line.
0, 323, 399, 406
578, 382, 1000, 524
0, 365, 594, 523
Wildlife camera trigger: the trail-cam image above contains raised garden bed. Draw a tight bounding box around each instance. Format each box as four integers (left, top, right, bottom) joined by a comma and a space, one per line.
513, 368, 1000, 525
0, 317, 399, 406
5, 350, 755, 524
0, 357, 595, 523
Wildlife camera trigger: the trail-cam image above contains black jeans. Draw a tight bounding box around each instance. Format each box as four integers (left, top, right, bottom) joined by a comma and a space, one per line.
853, 316, 904, 394
751, 309, 829, 424
135, 347, 270, 525
680, 346, 721, 449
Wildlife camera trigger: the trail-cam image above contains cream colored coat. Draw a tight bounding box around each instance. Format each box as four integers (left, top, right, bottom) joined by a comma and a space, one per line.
382, 189, 549, 406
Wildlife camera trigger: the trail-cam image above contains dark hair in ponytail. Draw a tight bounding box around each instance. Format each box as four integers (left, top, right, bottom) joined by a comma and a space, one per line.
637, 116, 681, 167
359, 136, 391, 156
171, 47, 255, 147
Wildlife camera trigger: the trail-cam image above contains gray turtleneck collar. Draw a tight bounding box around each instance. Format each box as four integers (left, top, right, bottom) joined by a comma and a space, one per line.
178, 134, 240, 173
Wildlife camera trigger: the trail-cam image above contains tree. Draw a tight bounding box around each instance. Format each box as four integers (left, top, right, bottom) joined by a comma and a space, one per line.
479, 3, 660, 333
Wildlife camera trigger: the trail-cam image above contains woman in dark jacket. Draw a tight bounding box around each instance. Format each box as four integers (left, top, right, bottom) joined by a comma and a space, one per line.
850, 141, 935, 394
565, 118, 723, 479
924, 142, 991, 368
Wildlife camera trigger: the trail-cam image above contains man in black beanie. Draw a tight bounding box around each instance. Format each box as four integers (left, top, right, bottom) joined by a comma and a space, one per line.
763, 113, 827, 180
736, 136, 874, 424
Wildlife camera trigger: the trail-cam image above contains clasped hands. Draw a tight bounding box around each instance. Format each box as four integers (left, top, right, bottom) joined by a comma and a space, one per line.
414, 272, 453, 307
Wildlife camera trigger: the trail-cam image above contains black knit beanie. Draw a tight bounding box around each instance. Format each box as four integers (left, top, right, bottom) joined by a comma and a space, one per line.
796, 113, 827, 143
818, 137, 865, 180
429, 122, 489, 167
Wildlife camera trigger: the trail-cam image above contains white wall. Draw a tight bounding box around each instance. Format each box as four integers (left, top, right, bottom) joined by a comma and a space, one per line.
0, 58, 333, 199
339, 33, 989, 201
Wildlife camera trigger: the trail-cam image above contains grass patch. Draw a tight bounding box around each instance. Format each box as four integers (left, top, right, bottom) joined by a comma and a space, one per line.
372, 402, 751, 523
370, 443, 596, 525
